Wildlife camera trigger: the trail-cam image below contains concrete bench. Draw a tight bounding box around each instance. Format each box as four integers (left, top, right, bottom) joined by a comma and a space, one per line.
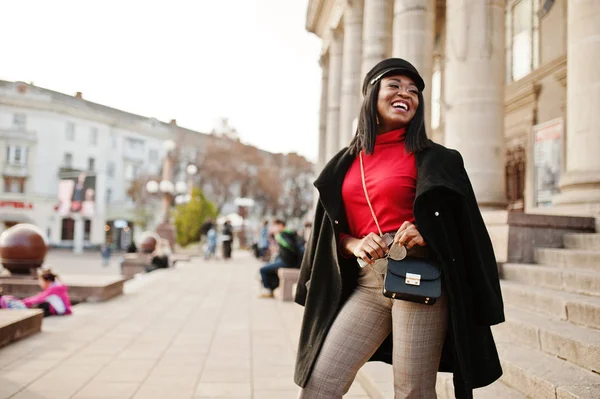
1, 275, 126, 304
274, 268, 301, 302
0, 309, 43, 349
121, 253, 152, 279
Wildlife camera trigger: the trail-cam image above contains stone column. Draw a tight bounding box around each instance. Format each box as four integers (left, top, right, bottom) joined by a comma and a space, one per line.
444, 0, 506, 207
317, 54, 329, 172
361, 0, 394, 78
73, 214, 84, 254
325, 30, 344, 160
554, 1, 600, 208
392, 0, 435, 136
339, 0, 364, 148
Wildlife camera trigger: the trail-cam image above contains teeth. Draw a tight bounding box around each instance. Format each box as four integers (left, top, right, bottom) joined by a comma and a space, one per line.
393, 102, 408, 110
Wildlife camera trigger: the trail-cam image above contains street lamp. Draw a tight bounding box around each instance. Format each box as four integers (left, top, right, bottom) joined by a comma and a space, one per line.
144, 139, 178, 250
234, 197, 255, 248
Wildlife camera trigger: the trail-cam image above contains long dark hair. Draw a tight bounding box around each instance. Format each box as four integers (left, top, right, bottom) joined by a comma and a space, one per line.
348, 80, 430, 155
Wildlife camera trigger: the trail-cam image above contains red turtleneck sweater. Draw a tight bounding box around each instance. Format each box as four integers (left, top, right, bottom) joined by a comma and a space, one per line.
341, 128, 417, 241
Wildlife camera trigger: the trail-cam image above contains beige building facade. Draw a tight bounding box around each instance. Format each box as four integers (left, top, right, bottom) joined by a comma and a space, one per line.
307, 0, 600, 220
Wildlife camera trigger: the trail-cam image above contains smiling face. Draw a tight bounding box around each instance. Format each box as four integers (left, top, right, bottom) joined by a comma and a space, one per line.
376, 74, 419, 133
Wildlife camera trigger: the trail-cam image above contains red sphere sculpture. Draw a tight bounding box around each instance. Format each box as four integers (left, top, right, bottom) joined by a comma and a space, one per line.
0, 224, 48, 275
139, 232, 159, 254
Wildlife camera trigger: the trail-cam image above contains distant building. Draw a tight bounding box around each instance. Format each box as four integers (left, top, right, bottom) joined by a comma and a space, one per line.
0, 80, 207, 249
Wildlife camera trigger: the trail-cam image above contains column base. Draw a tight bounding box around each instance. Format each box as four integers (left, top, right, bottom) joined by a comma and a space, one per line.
554, 170, 600, 206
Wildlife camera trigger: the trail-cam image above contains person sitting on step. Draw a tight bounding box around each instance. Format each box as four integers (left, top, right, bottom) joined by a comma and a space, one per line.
258, 219, 304, 298
21, 269, 73, 317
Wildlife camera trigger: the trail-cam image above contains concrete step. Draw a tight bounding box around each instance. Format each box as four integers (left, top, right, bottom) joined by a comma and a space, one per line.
494, 306, 600, 373
534, 248, 600, 272
501, 280, 600, 329
497, 343, 600, 399
0, 309, 43, 349
564, 233, 600, 251
501, 263, 600, 297
436, 372, 525, 398
358, 362, 525, 398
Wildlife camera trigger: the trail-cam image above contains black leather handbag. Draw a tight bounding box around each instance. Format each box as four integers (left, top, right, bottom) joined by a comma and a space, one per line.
359, 152, 442, 306
383, 255, 442, 305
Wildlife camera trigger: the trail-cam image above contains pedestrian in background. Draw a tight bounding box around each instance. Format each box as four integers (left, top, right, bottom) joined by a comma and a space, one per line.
100, 241, 111, 266
221, 220, 233, 260
295, 58, 504, 399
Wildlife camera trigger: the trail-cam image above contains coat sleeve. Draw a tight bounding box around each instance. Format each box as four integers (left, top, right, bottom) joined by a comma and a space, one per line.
294, 199, 326, 307
455, 151, 505, 326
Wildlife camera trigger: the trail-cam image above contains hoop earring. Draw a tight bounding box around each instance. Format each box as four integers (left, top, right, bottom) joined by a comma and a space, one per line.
376, 114, 380, 125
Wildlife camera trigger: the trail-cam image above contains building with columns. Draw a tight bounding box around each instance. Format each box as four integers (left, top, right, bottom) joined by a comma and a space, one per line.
307, 0, 600, 221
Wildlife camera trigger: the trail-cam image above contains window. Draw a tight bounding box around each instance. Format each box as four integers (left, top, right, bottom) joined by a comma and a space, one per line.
149, 149, 158, 162
506, 0, 540, 82
126, 138, 145, 151
88, 157, 95, 172
13, 113, 26, 129
106, 188, 112, 204
64, 153, 73, 167
110, 133, 117, 149
84, 219, 92, 241
61, 218, 74, 240
125, 163, 140, 180
3, 177, 25, 193
90, 127, 98, 145
66, 122, 75, 141
107, 162, 115, 178
5, 145, 27, 165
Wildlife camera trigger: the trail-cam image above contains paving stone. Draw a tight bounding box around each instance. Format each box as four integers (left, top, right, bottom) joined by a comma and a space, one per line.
195, 382, 252, 397
73, 381, 140, 399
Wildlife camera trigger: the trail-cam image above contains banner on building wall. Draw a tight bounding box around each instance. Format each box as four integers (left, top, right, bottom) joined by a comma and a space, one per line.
532, 118, 564, 207
57, 170, 96, 218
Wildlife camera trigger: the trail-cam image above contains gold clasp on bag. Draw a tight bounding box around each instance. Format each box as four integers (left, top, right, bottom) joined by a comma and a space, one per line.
405, 273, 421, 286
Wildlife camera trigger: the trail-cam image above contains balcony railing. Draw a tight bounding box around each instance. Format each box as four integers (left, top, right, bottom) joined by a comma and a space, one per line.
2, 162, 28, 178
0, 129, 37, 142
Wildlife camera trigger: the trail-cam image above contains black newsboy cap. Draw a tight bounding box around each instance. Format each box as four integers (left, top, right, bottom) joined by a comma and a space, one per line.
362, 58, 425, 95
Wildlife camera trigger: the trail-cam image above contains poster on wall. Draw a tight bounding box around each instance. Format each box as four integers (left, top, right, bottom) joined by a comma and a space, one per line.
532, 118, 564, 207
57, 170, 96, 218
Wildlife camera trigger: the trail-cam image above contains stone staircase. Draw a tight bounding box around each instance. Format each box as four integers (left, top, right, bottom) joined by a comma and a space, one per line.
360, 232, 600, 398
481, 232, 600, 398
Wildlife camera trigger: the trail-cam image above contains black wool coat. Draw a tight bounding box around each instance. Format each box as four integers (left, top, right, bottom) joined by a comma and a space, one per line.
294, 141, 505, 399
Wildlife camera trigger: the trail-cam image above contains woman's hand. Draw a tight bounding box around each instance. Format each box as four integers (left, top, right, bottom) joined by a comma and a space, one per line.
394, 221, 427, 248
343, 233, 389, 265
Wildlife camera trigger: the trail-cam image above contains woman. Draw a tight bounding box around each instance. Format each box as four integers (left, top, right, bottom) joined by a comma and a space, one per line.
295, 58, 504, 399
22, 269, 72, 317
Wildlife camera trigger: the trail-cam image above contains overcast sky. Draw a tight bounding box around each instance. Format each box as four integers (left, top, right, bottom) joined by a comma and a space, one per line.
0, 0, 322, 162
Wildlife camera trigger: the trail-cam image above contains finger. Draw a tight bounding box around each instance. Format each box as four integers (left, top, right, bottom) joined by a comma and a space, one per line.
398, 231, 416, 247
394, 221, 412, 241
406, 235, 423, 249
363, 242, 383, 260
370, 235, 389, 255
358, 251, 373, 265
366, 241, 386, 259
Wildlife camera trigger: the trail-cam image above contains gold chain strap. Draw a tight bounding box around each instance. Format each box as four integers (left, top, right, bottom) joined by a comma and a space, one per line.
359, 152, 383, 238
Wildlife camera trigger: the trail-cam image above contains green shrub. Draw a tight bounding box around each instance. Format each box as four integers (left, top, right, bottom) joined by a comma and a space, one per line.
174, 188, 218, 247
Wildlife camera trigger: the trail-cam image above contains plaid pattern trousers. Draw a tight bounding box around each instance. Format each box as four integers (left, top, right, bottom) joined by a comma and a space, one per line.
298, 266, 448, 399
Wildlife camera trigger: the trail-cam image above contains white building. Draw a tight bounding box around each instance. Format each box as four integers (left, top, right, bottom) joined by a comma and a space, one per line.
0, 80, 206, 249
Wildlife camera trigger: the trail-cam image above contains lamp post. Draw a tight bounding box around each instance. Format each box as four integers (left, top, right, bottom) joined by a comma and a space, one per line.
145, 139, 177, 250
186, 164, 198, 196
234, 197, 254, 248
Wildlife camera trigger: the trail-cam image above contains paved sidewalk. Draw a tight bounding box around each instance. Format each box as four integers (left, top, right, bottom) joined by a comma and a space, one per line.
0, 252, 369, 399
